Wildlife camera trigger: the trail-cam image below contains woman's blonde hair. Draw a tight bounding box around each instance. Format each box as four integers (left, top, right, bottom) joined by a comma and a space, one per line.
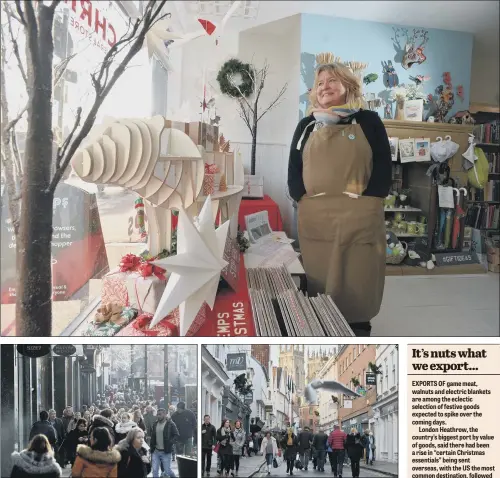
351, 427, 358, 434
308, 63, 364, 113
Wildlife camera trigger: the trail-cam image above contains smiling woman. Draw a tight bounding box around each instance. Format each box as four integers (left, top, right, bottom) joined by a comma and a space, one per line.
288, 62, 392, 336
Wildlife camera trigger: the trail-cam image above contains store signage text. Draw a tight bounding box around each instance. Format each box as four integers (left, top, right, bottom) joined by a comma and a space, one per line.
434, 251, 479, 267
17, 345, 51, 358
64, 0, 117, 52
226, 353, 247, 371
53, 344, 77, 356
365, 372, 377, 386
216, 302, 248, 336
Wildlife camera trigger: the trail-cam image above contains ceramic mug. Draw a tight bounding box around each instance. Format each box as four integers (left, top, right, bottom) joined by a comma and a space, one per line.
407, 222, 421, 235
394, 212, 406, 222
418, 216, 428, 224
419, 223, 428, 236
396, 221, 408, 233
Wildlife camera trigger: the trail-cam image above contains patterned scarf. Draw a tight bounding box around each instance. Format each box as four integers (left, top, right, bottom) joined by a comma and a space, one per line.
312, 99, 363, 124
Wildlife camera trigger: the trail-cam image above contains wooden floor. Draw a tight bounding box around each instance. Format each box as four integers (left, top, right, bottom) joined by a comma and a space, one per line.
386, 263, 487, 276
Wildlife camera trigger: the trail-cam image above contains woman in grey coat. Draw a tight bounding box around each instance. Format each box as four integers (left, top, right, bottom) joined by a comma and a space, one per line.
231, 421, 246, 476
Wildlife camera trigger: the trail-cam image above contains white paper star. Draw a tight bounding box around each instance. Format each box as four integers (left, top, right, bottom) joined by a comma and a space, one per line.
150, 196, 230, 335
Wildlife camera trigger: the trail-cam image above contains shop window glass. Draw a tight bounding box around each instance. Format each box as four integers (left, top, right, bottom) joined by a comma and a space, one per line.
1, 2, 173, 334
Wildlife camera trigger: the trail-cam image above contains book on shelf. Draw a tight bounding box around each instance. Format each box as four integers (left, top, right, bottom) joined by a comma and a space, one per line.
485, 151, 499, 174
474, 119, 500, 144
465, 202, 499, 231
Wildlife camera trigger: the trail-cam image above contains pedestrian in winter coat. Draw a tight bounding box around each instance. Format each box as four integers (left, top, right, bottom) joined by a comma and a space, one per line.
115, 429, 151, 478
216, 420, 234, 477
281, 428, 298, 476
327, 425, 347, 477
260, 432, 278, 476
132, 410, 146, 432
364, 430, 375, 465
150, 409, 179, 478
48, 410, 66, 466
312, 429, 328, 472
171, 402, 197, 456
71, 427, 121, 478
62, 407, 75, 435
115, 413, 138, 443
29, 411, 57, 448
297, 427, 313, 471
88, 410, 116, 445
10, 435, 62, 478
64, 419, 89, 466
201, 415, 217, 477
231, 420, 246, 476
344, 428, 366, 478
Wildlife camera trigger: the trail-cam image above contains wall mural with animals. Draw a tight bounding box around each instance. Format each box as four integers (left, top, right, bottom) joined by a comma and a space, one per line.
299, 14, 474, 123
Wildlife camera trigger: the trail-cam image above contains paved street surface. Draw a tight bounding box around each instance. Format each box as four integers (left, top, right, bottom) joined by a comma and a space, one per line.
202, 452, 266, 477
254, 457, 394, 478
61, 458, 179, 477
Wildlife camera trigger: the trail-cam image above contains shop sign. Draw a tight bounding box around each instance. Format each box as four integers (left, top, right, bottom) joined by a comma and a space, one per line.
53, 344, 76, 356
17, 345, 51, 358
83, 345, 98, 351
244, 391, 253, 404
434, 251, 479, 266
366, 372, 377, 386
344, 399, 352, 409
80, 364, 96, 374
63, 0, 118, 52
226, 353, 247, 371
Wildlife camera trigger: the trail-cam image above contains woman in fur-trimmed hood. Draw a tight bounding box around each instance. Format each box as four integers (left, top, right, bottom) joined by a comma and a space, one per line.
11, 435, 62, 478
114, 429, 151, 478
114, 413, 138, 443
71, 427, 121, 478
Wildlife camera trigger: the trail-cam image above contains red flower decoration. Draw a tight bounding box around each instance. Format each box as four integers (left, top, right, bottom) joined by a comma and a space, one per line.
139, 261, 166, 281
119, 254, 142, 272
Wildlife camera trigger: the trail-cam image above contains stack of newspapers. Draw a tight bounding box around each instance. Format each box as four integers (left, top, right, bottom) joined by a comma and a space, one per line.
246, 266, 354, 336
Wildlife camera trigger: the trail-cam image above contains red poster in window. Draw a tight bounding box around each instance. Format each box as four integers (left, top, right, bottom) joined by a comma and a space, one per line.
194, 256, 255, 337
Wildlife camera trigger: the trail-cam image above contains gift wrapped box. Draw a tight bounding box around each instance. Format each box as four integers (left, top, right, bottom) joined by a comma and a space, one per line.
126, 273, 167, 316
115, 303, 208, 336
243, 175, 264, 198
203, 174, 215, 196
84, 306, 138, 337
101, 268, 130, 307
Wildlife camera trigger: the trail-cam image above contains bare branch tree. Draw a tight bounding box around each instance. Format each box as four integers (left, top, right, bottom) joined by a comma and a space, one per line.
223, 59, 288, 175
2, 0, 170, 335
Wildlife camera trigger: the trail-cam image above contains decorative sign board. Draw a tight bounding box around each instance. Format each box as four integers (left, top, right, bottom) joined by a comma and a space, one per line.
434, 251, 479, 266
365, 372, 377, 386
226, 353, 247, 371
53, 344, 77, 356
244, 391, 254, 404
17, 345, 51, 358
80, 365, 96, 374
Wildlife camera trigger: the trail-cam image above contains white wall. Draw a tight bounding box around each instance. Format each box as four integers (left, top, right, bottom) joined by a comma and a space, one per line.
176, 15, 301, 236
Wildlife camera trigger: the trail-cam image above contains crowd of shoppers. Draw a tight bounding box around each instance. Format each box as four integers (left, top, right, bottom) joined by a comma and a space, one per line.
11, 386, 197, 478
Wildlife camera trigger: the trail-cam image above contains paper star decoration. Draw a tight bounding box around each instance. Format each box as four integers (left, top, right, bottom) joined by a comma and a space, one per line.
150, 196, 230, 335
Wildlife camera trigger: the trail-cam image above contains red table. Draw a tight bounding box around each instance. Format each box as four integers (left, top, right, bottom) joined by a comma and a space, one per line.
238, 195, 283, 231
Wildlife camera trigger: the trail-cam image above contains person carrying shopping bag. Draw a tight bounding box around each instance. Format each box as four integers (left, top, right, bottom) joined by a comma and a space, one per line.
280, 428, 298, 476
260, 432, 278, 476
216, 420, 234, 477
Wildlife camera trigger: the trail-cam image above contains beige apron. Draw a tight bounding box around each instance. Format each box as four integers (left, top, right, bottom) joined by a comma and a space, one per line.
297, 120, 386, 323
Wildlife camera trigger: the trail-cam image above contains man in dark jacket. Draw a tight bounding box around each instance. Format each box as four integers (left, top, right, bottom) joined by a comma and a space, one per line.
201, 415, 217, 477
150, 409, 179, 478
298, 427, 313, 471
88, 408, 116, 444
29, 410, 57, 447
48, 409, 66, 466
143, 405, 156, 444
312, 428, 328, 472
171, 402, 197, 456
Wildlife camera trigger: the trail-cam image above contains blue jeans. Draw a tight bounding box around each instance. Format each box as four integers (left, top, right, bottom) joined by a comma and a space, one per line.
152, 450, 176, 478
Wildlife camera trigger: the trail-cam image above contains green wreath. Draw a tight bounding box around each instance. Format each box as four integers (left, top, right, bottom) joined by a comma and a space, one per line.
217, 58, 254, 98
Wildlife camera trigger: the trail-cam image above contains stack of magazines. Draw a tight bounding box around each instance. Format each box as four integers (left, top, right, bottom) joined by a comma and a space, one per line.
246, 266, 354, 336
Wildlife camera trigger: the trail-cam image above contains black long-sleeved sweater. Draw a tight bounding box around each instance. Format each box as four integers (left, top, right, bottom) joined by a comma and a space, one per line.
287, 109, 392, 203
